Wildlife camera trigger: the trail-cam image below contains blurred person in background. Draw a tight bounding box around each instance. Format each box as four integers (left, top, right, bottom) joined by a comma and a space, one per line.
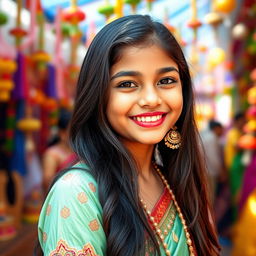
231, 150, 256, 256
200, 120, 225, 204
42, 109, 77, 193
224, 112, 246, 170
224, 112, 246, 221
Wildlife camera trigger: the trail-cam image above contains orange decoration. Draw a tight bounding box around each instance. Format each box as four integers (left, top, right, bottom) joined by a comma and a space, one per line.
238, 134, 256, 150
9, 27, 27, 38
187, 19, 202, 29
213, 0, 236, 13
62, 9, 85, 24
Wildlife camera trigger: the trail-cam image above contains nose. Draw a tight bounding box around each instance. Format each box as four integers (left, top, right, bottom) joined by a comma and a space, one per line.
138, 85, 162, 108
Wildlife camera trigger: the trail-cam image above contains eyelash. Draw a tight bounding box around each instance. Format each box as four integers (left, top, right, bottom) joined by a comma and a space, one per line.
157, 77, 177, 86
116, 81, 137, 88
116, 77, 177, 88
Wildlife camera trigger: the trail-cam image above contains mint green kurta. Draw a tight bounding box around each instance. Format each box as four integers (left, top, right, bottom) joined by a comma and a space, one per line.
38, 163, 190, 255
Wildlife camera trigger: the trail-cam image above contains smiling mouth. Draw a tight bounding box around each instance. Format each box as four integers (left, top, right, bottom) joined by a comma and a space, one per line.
132, 115, 163, 122
130, 113, 167, 127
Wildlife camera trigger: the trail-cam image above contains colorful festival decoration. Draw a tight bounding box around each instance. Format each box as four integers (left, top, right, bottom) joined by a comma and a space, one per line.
98, 0, 115, 21
62, 0, 86, 87
125, 0, 141, 14
213, 0, 236, 14
9, 0, 27, 48
187, 0, 202, 66
238, 69, 256, 150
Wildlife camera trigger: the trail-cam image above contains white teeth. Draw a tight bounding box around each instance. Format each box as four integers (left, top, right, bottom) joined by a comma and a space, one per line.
133, 115, 163, 122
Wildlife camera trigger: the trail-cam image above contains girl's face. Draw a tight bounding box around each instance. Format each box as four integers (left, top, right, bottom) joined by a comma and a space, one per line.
107, 44, 183, 146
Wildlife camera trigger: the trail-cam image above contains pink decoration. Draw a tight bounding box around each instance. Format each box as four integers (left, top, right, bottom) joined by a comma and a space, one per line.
19, 0, 37, 51
86, 20, 96, 48
246, 106, 256, 119
54, 7, 66, 99
0, 30, 16, 59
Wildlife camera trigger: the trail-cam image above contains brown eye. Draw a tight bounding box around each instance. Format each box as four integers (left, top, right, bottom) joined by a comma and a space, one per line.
157, 77, 177, 85
117, 81, 136, 88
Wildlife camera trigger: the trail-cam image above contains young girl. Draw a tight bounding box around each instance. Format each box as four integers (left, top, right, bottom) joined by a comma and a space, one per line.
37, 15, 220, 256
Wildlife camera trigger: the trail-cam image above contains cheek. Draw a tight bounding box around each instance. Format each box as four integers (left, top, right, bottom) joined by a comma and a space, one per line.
165, 90, 183, 111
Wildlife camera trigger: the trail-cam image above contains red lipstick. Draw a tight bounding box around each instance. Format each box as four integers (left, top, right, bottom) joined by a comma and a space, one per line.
130, 112, 167, 128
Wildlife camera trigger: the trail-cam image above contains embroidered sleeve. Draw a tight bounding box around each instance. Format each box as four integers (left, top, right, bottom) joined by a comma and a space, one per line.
38, 169, 106, 256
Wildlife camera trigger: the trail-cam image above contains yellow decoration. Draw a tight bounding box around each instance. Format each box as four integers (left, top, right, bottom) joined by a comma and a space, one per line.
0, 91, 10, 101
0, 59, 17, 74
248, 86, 256, 105
17, 118, 41, 132
114, 0, 123, 19
0, 80, 14, 91
31, 52, 51, 63
213, 0, 236, 13
207, 47, 225, 68
204, 12, 223, 26
244, 120, 256, 132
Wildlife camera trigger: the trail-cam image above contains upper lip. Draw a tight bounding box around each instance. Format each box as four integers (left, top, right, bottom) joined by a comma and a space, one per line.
130, 112, 167, 118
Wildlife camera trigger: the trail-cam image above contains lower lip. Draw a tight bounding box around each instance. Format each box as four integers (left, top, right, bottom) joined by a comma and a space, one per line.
131, 115, 166, 128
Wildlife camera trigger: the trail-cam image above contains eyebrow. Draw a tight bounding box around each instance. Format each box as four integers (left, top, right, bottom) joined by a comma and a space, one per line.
157, 67, 179, 74
110, 66, 179, 81
110, 71, 140, 81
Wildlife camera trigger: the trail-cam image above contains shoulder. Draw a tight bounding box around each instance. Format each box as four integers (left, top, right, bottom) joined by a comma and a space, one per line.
38, 163, 106, 255
48, 162, 98, 201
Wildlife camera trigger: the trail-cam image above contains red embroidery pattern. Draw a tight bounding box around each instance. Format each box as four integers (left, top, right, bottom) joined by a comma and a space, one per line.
150, 188, 172, 224
50, 240, 99, 256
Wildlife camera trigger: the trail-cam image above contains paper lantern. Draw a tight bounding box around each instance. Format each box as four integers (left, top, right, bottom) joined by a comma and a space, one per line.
244, 120, 256, 133
62, 9, 86, 25
207, 47, 225, 68
205, 12, 223, 27
246, 106, 256, 119
248, 86, 256, 105
232, 23, 248, 40
250, 68, 256, 82
238, 134, 256, 150
0, 59, 17, 102
98, 3, 114, 20
17, 118, 41, 132
9, 27, 27, 38
0, 11, 8, 25
214, 0, 236, 13
125, 0, 141, 13
187, 19, 202, 29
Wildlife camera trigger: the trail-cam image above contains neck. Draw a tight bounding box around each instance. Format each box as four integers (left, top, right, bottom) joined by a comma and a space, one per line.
121, 140, 155, 180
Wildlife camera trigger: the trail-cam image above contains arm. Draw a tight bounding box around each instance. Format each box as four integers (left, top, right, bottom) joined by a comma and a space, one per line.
42, 149, 59, 193
38, 169, 106, 256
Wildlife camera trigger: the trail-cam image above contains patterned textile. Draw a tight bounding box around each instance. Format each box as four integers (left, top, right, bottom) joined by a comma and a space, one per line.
38, 163, 190, 255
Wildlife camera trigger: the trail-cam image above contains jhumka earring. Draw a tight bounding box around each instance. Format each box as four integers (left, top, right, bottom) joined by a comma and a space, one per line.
164, 126, 181, 149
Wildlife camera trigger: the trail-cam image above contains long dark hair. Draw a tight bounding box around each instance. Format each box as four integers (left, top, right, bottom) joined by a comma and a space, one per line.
67, 15, 219, 255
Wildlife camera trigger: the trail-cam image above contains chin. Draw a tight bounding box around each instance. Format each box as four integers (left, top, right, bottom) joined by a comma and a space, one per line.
139, 137, 164, 145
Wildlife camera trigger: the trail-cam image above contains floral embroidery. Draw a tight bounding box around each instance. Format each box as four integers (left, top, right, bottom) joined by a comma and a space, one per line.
88, 183, 96, 193
62, 173, 73, 181
50, 240, 99, 256
82, 243, 99, 256
89, 219, 99, 231
60, 206, 70, 219
43, 232, 47, 242
77, 192, 88, 204
46, 204, 52, 216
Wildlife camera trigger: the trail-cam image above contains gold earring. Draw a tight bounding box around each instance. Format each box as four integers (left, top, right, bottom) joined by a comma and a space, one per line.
164, 126, 181, 149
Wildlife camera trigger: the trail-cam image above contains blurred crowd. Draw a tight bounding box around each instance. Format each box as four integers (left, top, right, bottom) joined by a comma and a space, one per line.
200, 112, 256, 256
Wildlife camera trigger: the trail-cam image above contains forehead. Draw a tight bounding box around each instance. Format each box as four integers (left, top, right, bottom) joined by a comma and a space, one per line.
110, 44, 179, 73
